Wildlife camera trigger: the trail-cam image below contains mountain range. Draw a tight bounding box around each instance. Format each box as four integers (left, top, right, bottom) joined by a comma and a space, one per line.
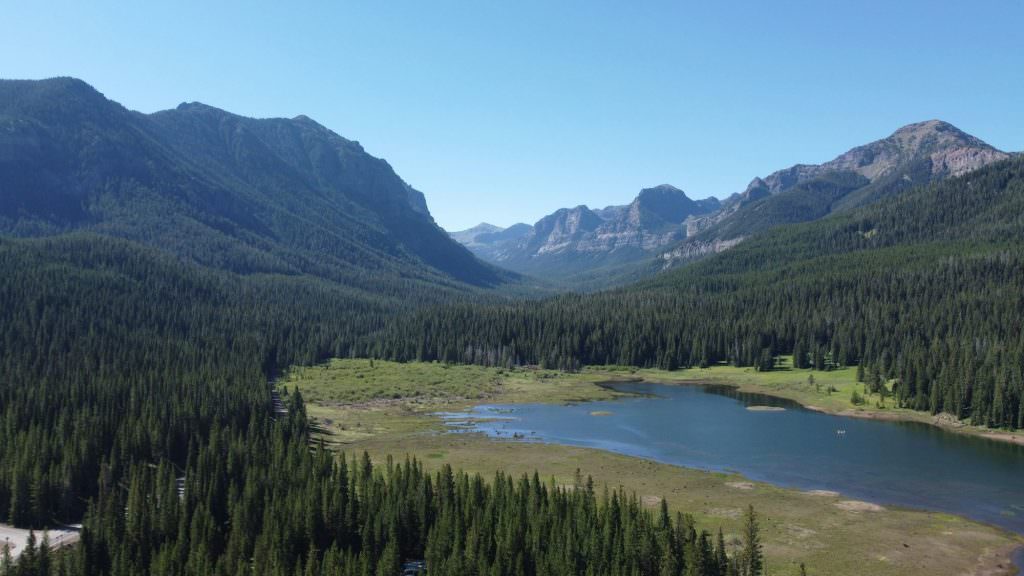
661, 119, 1011, 266
452, 119, 1010, 286
4, 79, 1012, 296
450, 184, 720, 281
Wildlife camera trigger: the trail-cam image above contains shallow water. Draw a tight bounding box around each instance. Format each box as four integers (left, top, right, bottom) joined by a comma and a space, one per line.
443, 381, 1024, 534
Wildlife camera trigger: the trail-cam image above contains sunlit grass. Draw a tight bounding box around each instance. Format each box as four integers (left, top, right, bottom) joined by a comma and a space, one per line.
293, 357, 1023, 576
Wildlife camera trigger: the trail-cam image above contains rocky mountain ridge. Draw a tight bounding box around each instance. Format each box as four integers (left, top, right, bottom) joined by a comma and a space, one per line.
661, 120, 1010, 267
453, 120, 1010, 285
451, 184, 720, 279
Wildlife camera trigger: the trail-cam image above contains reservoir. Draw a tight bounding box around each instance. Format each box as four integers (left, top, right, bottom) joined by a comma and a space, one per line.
445, 381, 1024, 535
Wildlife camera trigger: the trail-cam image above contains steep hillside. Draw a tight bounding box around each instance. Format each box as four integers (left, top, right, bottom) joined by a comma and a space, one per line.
0, 77, 511, 288
0, 78, 525, 531
663, 120, 1009, 266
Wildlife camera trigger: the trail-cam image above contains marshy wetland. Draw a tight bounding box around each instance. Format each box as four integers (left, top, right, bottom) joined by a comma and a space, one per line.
288, 359, 1024, 576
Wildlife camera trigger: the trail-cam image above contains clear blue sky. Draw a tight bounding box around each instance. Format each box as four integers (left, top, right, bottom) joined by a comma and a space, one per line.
2, 1, 1021, 230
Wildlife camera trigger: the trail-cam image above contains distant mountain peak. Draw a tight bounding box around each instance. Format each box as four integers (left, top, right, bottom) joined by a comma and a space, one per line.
892, 119, 964, 137
737, 120, 1007, 198
0, 77, 124, 122
664, 119, 1010, 269
638, 183, 684, 196
471, 222, 502, 231
448, 222, 503, 244
176, 101, 210, 111
629, 184, 708, 227
451, 182, 720, 283
884, 119, 992, 153
36, 76, 102, 96
14, 76, 101, 97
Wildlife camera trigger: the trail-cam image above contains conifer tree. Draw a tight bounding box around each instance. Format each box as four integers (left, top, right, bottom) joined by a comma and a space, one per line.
740, 505, 763, 576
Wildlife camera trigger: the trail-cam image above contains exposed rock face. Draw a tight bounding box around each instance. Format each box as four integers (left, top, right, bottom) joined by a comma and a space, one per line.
449, 185, 720, 279
660, 236, 745, 263
529, 205, 605, 255
452, 120, 1008, 284
664, 120, 1010, 268
742, 120, 1007, 197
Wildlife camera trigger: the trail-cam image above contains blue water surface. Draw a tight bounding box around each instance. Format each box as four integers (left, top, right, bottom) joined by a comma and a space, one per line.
444, 381, 1024, 535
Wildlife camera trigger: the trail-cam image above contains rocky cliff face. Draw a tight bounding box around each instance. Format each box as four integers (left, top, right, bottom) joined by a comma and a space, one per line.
528, 205, 605, 255
743, 120, 1006, 197
449, 185, 720, 279
454, 120, 1008, 284
664, 120, 1010, 267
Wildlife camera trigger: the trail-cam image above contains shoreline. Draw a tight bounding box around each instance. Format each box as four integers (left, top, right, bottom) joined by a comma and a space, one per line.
607, 373, 1024, 448
447, 404, 1024, 576
802, 403, 1024, 447
297, 359, 1024, 576
358, 427, 1024, 576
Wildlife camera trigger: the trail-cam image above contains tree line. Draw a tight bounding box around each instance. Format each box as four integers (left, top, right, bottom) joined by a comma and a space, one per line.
0, 234, 780, 575
4, 147, 1020, 575
3, 389, 769, 576
369, 159, 1024, 430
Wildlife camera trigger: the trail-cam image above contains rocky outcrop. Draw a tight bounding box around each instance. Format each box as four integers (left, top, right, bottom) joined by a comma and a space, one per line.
450, 185, 720, 278
741, 120, 1008, 196
664, 120, 1010, 268
529, 205, 605, 255
454, 120, 1009, 281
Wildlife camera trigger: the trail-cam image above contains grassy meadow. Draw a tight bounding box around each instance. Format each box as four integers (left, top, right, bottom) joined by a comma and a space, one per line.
284, 358, 1024, 576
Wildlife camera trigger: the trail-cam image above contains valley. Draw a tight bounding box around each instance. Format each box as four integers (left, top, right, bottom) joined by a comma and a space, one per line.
288, 359, 1024, 576
1, 75, 1022, 576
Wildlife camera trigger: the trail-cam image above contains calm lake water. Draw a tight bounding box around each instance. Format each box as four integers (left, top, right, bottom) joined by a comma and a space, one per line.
443, 381, 1024, 535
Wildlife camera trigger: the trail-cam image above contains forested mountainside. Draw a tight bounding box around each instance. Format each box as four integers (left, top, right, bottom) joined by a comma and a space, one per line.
0, 77, 511, 289
453, 120, 1008, 289
662, 120, 1010, 265
0, 79, 763, 575
450, 185, 719, 283
0, 236, 755, 576
0, 230, 433, 530
0, 76, 1016, 575
0, 80, 525, 528
376, 158, 1024, 429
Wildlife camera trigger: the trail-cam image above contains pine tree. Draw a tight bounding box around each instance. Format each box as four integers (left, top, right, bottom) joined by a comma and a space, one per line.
740, 506, 763, 576
1, 541, 12, 576
715, 528, 729, 576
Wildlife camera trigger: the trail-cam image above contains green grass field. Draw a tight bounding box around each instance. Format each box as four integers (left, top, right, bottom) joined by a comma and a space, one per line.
590, 357, 893, 413
284, 358, 624, 405
283, 359, 626, 443
288, 358, 1024, 576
